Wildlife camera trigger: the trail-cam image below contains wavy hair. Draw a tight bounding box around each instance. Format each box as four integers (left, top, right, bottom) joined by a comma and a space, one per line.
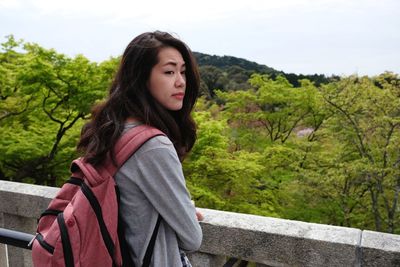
77, 31, 200, 165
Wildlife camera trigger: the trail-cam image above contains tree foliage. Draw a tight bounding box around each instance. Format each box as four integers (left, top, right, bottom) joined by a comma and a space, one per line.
0, 36, 116, 186
195, 73, 400, 233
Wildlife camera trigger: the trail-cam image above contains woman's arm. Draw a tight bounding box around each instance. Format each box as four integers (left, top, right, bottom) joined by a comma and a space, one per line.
130, 136, 202, 251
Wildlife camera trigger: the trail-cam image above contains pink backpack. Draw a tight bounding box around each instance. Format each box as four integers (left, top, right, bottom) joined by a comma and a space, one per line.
31, 125, 164, 267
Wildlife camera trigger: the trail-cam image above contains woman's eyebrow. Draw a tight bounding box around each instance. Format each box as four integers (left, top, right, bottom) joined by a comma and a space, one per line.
162, 61, 186, 67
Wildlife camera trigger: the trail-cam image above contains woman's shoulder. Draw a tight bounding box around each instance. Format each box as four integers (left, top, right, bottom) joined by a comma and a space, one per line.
123, 123, 171, 146
136, 131, 176, 155
122, 123, 176, 157
126, 134, 181, 174
143, 134, 173, 149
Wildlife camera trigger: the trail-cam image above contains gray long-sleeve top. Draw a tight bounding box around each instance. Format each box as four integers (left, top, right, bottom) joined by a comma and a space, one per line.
114, 126, 202, 267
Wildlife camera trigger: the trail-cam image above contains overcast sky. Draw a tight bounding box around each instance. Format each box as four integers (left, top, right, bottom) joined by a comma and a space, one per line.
1, 0, 399, 76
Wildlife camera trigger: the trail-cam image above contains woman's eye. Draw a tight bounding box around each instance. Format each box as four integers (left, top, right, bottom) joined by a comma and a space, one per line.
165, 71, 174, 75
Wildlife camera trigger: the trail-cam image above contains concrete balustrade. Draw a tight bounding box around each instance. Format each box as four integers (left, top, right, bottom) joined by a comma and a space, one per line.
1, 180, 399, 267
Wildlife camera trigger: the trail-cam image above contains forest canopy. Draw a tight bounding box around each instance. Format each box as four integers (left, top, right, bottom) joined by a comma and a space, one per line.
1, 36, 399, 234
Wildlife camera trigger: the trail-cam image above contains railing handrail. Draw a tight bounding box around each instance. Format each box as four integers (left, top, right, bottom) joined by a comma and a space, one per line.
0, 227, 34, 249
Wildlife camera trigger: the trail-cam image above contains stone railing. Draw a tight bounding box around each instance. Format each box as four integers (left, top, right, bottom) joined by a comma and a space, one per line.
1, 180, 400, 267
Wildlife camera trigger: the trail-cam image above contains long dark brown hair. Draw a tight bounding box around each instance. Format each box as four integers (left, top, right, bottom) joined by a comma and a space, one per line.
77, 31, 200, 165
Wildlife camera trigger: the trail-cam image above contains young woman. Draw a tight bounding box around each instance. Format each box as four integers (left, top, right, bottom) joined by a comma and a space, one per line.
77, 31, 203, 267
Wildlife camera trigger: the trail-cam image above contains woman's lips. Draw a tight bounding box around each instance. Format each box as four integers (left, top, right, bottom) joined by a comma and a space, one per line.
172, 92, 185, 100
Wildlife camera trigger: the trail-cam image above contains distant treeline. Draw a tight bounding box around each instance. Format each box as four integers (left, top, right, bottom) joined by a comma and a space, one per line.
193, 52, 340, 96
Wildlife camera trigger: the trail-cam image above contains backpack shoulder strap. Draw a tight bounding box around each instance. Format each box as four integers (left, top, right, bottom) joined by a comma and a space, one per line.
103, 124, 165, 176
70, 124, 164, 185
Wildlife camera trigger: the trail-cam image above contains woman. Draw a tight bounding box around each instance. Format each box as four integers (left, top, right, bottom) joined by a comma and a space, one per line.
77, 31, 203, 267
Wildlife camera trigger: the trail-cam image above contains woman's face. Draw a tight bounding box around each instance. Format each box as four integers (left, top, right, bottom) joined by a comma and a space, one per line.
147, 47, 187, 111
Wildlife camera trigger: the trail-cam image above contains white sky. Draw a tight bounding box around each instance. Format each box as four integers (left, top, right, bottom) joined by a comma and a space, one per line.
0, 0, 399, 76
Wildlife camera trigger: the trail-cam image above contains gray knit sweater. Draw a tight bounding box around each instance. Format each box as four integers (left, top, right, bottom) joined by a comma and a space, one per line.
114, 125, 202, 267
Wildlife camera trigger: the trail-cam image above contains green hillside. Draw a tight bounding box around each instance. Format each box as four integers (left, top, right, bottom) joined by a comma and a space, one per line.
193, 51, 339, 94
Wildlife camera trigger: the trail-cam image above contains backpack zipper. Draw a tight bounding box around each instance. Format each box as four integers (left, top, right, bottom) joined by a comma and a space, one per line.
27, 233, 38, 249
34, 233, 55, 254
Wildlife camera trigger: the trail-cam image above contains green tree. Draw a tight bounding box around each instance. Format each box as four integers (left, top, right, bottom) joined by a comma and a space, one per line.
0, 35, 32, 122
199, 65, 226, 97
0, 38, 115, 185
319, 74, 400, 233
216, 74, 325, 150
184, 99, 277, 216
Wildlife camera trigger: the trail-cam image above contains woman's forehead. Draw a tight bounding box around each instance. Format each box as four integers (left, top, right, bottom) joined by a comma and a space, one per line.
157, 47, 185, 66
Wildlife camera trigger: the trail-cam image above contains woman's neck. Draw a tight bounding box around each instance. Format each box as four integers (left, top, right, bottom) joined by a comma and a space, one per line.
125, 117, 141, 124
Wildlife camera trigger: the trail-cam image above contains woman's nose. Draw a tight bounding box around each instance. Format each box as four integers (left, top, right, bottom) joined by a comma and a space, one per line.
175, 73, 186, 87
